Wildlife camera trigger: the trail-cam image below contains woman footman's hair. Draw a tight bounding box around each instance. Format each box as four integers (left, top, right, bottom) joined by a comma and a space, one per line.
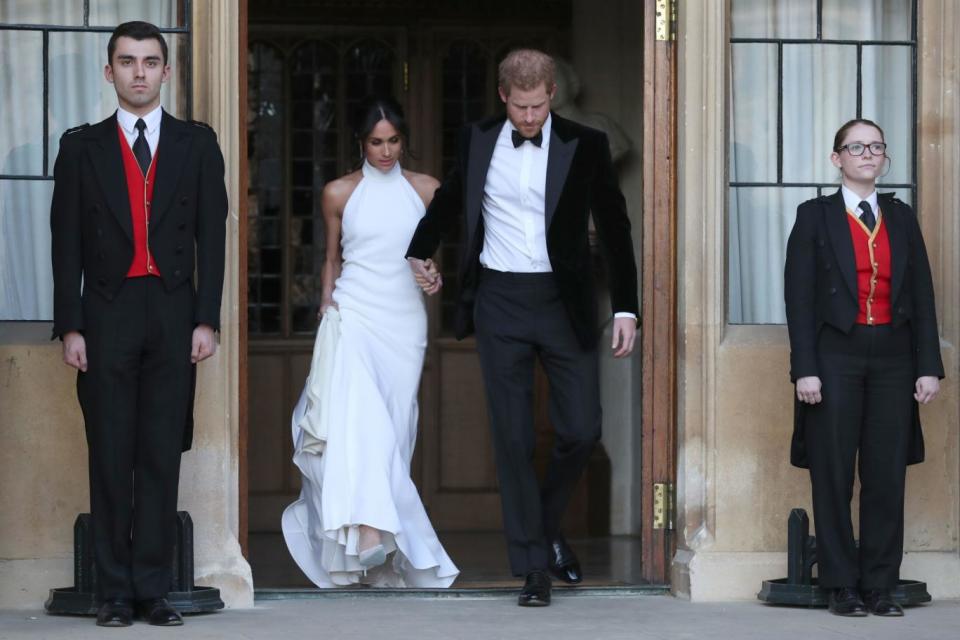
832, 118, 885, 152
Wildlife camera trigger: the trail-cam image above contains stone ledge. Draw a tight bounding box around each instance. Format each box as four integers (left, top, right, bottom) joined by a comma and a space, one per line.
0, 538, 254, 610
672, 549, 960, 602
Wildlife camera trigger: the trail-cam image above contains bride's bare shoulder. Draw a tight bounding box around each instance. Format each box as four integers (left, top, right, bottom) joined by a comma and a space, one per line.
322, 170, 363, 212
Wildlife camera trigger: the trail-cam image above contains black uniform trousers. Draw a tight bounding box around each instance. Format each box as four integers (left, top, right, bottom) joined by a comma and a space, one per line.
805, 323, 914, 590
78, 277, 194, 600
473, 268, 601, 576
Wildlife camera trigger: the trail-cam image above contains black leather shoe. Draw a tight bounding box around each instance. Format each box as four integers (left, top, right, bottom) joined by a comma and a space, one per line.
828, 587, 868, 617
548, 535, 583, 584
863, 589, 904, 617
96, 599, 133, 627
518, 570, 552, 607
135, 598, 184, 626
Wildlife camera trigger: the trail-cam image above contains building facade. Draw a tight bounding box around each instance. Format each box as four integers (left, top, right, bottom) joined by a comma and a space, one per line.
0, 0, 957, 608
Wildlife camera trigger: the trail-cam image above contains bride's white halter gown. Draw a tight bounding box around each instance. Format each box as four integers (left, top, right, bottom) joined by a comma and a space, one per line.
282, 161, 458, 587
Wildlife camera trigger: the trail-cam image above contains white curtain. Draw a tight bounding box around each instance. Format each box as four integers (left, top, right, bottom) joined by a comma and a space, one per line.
0, 1, 178, 320
728, 0, 913, 324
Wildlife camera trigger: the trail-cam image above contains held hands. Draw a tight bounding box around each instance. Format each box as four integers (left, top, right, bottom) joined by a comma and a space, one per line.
408, 257, 443, 296
191, 324, 217, 364
915, 376, 939, 404
796, 376, 822, 404
62, 331, 88, 372
318, 299, 339, 319
611, 317, 636, 358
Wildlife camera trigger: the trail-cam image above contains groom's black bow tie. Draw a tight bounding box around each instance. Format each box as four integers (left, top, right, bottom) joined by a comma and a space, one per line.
512, 129, 543, 148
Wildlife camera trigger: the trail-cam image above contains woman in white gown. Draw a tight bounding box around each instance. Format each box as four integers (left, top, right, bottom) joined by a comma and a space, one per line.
282, 98, 458, 588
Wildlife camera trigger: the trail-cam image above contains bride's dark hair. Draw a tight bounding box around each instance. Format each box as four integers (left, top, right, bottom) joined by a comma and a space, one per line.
353, 96, 412, 160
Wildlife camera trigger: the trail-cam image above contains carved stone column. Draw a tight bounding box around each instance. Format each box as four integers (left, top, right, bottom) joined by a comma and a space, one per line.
177, 0, 254, 608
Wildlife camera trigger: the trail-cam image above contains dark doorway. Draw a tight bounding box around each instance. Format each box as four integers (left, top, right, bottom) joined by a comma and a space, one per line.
242, 0, 662, 590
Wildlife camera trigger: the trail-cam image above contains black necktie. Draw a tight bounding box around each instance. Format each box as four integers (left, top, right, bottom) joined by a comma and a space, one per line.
859, 200, 876, 232
133, 118, 151, 176
511, 129, 543, 148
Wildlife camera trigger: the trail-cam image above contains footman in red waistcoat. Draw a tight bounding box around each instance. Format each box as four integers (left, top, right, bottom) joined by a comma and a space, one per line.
784, 119, 943, 618
50, 21, 227, 628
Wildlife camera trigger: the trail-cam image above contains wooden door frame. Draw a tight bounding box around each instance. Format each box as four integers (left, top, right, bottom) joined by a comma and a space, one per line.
640, 1, 678, 585
236, 2, 680, 583
238, 0, 249, 557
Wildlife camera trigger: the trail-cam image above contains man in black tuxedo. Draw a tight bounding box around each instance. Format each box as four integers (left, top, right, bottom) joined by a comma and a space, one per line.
50, 21, 226, 627
407, 49, 638, 606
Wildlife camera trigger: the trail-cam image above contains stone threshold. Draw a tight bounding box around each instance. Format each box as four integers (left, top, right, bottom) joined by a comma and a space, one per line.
255, 585, 670, 600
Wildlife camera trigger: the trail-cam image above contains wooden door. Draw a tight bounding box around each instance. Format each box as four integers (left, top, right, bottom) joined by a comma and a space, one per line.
240, 1, 676, 586
640, 0, 678, 584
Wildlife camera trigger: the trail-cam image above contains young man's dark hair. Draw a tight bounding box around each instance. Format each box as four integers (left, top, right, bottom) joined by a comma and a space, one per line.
107, 20, 168, 65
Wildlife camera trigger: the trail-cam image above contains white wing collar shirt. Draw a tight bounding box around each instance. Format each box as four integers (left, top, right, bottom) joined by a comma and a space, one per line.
479, 114, 636, 320
840, 183, 879, 222
116, 104, 162, 155
479, 114, 552, 273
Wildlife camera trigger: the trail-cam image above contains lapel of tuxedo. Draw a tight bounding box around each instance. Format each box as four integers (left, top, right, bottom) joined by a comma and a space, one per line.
881, 193, 908, 303
87, 113, 133, 243
545, 114, 578, 230
149, 110, 192, 233
465, 117, 503, 249
823, 189, 857, 299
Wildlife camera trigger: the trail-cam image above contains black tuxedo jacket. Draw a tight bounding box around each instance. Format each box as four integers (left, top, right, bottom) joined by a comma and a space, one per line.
784, 189, 944, 467
406, 113, 638, 348
50, 110, 227, 339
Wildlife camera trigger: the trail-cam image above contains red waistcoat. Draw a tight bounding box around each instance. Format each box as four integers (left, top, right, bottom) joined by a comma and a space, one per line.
847, 210, 891, 325
118, 124, 161, 278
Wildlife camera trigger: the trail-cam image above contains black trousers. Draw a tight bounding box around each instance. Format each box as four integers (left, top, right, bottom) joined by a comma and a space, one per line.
474, 268, 601, 576
77, 277, 194, 600
804, 324, 914, 590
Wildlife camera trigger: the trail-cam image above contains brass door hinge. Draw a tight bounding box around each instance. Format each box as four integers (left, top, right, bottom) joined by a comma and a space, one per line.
655, 0, 677, 42
652, 482, 675, 530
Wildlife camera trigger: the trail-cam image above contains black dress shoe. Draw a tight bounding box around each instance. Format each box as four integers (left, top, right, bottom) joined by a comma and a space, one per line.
135, 598, 184, 626
96, 599, 133, 627
548, 535, 583, 584
518, 570, 552, 607
863, 589, 904, 617
828, 587, 868, 617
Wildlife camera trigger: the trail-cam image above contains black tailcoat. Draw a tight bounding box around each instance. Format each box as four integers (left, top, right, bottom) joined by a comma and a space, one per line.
51, 111, 227, 451
49, 110, 226, 600
784, 189, 943, 468
51, 111, 226, 339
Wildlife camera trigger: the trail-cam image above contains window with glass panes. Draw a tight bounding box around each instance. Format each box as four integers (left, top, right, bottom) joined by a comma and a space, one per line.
0, 0, 191, 321
247, 36, 398, 337
728, 0, 916, 324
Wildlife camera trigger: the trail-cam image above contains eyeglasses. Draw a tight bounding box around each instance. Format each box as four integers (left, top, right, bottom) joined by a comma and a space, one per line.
837, 142, 887, 157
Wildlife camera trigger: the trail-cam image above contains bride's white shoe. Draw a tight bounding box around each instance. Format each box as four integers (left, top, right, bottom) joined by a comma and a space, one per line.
358, 544, 386, 568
